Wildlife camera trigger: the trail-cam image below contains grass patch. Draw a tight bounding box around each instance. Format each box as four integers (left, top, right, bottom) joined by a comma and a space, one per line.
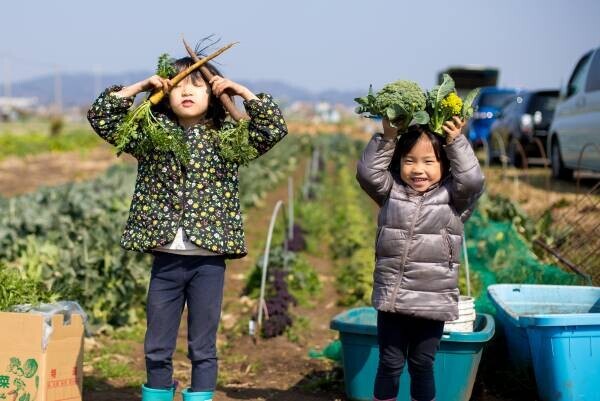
0, 128, 101, 160
112, 323, 146, 342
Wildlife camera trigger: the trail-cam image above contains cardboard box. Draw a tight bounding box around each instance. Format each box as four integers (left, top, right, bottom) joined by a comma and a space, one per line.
0, 312, 84, 401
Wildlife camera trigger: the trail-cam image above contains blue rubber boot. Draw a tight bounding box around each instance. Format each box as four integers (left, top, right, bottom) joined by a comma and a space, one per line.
141, 384, 177, 401
181, 388, 213, 401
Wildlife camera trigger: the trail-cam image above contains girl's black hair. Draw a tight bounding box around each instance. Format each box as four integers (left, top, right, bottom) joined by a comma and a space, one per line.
389, 126, 451, 178
153, 57, 228, 129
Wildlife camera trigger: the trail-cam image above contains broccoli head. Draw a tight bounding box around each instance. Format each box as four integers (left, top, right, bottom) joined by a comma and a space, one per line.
355, 80, 427, 131
374, 80, 426, 120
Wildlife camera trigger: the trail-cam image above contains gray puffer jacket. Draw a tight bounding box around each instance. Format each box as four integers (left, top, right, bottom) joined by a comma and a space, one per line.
356, 134, 485, 321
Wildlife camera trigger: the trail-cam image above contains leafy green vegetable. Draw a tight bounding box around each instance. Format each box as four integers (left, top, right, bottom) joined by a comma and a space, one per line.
425, 74, 480, 136
461, 87, 480, 120
0, 264, 56, 311
354, 85, 378, 117
213, 120, 258, 166
156, 53, 176, 79
244, 246, 321, 308
0, 136, 305, 329
114, 101, 190, 164
356, 75, 479, 137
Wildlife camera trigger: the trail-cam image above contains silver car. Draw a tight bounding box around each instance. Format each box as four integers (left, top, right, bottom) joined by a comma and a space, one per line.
548, 46, 600, 179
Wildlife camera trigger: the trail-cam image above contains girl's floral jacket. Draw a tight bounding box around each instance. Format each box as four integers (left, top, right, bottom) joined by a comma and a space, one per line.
88, 86, 287, 258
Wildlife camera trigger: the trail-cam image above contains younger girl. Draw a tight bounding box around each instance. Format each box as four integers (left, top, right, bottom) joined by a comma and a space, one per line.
88, 57, 287, 401
356, 117, 484, 401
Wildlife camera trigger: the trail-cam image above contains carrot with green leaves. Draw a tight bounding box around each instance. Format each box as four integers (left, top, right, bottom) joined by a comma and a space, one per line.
181, 38, 258, 165
115, 42, 237, 163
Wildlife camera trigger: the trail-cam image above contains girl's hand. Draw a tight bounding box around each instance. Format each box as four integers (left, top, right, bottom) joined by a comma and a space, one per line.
382, 118, 398, 140
140, 75, 173, 94
209, 76, 259, 101
114, 75, 172, 98
443, 116, 465, 143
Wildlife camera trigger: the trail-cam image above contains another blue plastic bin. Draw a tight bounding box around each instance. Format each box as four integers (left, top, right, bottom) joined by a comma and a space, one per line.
488, 284, 600, 401
330, 307, 495, 401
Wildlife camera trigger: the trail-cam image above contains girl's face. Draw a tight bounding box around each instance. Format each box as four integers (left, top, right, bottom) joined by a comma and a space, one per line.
168, 75, 211, 128
400, 134, 443, 192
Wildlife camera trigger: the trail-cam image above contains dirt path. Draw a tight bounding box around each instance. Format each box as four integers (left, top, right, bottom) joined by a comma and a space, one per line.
0, 144, 132, 197
197, 163, 346, 400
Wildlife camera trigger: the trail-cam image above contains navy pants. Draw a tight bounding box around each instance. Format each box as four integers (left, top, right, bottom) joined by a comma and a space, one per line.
144, 252, 226, 392
374, 311, 444, 401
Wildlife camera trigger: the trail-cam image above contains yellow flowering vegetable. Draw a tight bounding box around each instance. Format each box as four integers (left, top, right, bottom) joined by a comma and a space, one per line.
427, 74, 479, 136
441, 92, 463, 115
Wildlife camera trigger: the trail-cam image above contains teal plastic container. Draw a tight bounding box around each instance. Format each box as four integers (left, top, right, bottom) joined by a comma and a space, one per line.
330, 307, 495, 401
488, 284, 600, 401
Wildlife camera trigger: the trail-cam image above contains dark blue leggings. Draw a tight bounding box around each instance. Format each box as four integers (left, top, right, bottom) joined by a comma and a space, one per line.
144, 253, 226, 392
374, 311, 444, 401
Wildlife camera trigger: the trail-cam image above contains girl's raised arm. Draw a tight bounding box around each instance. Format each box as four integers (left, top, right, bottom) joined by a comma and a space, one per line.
356, 131, 395, 206
444, 133, 485, 220
87, 76, 171, 158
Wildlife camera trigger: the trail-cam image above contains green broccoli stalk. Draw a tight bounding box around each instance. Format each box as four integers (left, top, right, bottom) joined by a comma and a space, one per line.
355, 80, 429, 132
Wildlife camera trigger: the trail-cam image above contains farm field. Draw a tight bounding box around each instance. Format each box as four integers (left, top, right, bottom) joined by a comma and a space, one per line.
0, 125, 598, 401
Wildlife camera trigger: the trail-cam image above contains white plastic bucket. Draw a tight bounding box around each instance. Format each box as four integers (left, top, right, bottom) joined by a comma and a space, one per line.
444, 296, 476, 332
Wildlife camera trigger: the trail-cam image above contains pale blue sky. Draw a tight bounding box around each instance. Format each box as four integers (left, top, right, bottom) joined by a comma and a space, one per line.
1, 0, 599, 92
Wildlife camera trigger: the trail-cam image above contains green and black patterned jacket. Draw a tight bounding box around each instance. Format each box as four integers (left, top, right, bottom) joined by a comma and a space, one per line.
87, 86, 287, 258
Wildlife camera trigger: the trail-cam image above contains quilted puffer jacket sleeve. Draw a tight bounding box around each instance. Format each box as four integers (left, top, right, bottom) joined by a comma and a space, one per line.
356, 133, 396, 206
444, 135, 485, 221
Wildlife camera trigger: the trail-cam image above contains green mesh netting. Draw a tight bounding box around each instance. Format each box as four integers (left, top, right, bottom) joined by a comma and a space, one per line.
464, 208, 587, 314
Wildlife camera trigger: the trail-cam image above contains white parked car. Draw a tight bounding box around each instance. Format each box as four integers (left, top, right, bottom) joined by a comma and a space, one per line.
548, 46, 600, 179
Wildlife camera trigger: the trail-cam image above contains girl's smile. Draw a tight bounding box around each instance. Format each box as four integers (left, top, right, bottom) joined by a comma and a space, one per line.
408, 175, 433, 191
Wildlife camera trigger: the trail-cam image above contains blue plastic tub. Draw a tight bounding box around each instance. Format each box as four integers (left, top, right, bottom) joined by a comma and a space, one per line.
330, 307, 495, 401
488, 284, 600, 401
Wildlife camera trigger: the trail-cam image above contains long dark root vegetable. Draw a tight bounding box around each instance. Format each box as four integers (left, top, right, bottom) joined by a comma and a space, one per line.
182, 37, 257, 165
115, 42, 237, 163
183, 37, 248, 121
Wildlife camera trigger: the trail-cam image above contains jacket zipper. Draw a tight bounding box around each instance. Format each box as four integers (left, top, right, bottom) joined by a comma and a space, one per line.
387, 194, 425, 310
443, 228, 454, 270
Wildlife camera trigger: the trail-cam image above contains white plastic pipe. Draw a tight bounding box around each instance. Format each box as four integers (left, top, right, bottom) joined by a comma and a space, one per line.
462, 233, 471, 297
288, 177, 294, 240
257, 200, 285, 329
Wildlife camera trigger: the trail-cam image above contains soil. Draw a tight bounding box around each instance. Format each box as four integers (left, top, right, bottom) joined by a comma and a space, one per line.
0, 144, 133, 197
